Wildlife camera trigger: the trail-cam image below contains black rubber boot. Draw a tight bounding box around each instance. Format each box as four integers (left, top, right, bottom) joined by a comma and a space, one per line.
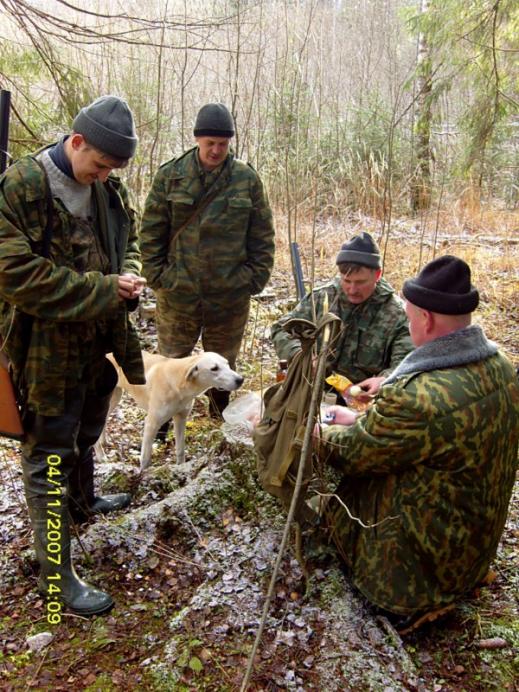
68, 450, 130, 524
22, 458, 114, 616
207, 388, 230, 420
20, 363, 119, 616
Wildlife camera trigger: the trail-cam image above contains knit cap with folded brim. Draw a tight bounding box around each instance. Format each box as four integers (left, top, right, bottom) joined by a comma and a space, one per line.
403, 255, 479, 315
335, 231, 382, 269
193, 103, 235, 138
72, 95, 138, 159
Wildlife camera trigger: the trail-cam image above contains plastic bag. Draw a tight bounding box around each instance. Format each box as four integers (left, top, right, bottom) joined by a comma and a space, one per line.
222, 391, 263, 430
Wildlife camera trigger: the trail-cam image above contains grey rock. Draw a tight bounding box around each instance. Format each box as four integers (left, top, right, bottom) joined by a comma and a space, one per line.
26, 632, 53, 653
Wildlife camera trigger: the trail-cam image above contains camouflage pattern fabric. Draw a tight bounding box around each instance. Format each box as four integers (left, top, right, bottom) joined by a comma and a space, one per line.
0, 154, 145, 416
140, 146, 274, 301
318, 348, 519, 616
271, 277, 413, 382
155, 291, 249, 366
140, 146, 274, 356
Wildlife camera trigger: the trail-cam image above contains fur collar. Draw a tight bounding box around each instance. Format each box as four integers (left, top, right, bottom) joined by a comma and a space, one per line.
384, 325, 498, 384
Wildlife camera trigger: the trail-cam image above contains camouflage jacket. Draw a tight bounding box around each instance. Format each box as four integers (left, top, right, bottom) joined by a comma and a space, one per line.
140, 147, 275, 306
271, 277, 413, 382
0, 154, 145, 416
319, 326, 519, 615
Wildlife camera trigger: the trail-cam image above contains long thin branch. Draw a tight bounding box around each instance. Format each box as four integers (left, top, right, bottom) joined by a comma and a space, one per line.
316, 492, 399, 529
240, 319, 332, 691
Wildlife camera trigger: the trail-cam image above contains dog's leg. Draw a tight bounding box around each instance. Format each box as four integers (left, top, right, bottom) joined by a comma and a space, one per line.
94, 386, 123, 462
140, 407, 175, 472
139, 414, 158, 473
172, 411, 189, 464
93, 440, 106, 463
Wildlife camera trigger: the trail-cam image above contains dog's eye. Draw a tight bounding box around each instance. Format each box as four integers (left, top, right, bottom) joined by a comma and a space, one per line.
211, 365, 219, 372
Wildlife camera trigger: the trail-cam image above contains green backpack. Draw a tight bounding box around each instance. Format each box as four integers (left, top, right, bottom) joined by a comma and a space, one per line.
253, 313, 340, 520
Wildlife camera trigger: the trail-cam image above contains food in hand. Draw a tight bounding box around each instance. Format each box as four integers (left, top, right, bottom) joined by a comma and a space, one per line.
348, 385, 362, 397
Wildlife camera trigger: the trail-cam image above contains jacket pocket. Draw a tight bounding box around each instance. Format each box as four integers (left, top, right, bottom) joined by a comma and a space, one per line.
167, 190, 196, 236
227, 195, 252, 224
167, 190, 195, 207
354, 329, 385, 375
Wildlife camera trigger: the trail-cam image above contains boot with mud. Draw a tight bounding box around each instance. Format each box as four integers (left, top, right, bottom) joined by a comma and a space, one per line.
22, 458, 114, 616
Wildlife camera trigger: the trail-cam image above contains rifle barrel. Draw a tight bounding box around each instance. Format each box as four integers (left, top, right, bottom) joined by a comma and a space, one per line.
0, 89, 12, 175
290, 241, 306, 302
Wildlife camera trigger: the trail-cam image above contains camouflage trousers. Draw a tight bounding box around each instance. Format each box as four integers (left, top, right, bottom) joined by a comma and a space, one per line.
320, 471, 483, 616
155, 291, 250, 368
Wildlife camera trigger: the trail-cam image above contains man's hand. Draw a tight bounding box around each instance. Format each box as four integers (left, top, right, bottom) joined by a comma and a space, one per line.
349, 376, 385, 398
313, 404, 358, 451
323, 405, 358, 426
117, 273, 147, 300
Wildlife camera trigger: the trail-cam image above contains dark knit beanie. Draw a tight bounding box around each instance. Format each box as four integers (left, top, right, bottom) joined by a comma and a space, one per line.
335, 232, 381, 269
403, 255, 479, 315
193, 103, 235, 138
72, 95, 138, 159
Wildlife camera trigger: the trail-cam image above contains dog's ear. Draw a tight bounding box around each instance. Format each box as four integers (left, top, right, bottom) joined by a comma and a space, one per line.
186, 364, 199, 381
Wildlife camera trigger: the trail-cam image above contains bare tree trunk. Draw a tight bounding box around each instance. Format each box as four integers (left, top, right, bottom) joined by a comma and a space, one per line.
148, 1, 168, 183
410, 0, 433, 212
230, 0, 242, 157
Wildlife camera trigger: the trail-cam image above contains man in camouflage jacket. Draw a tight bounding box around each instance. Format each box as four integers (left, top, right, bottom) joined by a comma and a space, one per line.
140, 103, 275, 416
0, 96, 145, 616
271, 232, 413, 395
318, 256, 519, 631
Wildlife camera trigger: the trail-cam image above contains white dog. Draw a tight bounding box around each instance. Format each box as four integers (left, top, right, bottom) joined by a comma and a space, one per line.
95, 351, 244, 471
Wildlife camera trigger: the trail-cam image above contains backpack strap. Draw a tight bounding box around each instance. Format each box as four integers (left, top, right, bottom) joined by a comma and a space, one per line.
283, 313, 341, 349
168, 184, 222, 249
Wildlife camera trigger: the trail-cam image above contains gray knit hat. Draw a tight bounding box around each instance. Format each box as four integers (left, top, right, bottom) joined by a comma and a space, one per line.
193, 103, 235, 138
336, 232, 381, 269
72, 95, 138, 159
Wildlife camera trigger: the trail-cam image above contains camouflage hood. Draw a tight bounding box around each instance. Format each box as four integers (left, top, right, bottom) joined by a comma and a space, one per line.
384, 325, 498, 384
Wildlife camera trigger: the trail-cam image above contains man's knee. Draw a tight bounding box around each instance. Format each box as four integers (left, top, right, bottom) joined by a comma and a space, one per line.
156, 308, 201, 358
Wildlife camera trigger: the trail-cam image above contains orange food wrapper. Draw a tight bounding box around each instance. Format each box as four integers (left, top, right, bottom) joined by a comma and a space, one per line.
325, 373, 353, 393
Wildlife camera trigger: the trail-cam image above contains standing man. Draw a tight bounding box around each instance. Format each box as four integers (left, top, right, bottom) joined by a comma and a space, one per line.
0, 96, 145, 615
317, 256, 519, 632
140, 103, 275, 417
271, 232, 413, 396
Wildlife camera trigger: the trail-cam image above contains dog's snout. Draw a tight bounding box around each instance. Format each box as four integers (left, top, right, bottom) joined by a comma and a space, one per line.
235, 375, 244, 387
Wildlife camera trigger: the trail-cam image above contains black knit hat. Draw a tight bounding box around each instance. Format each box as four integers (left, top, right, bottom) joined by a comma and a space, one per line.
72, 95, 138, 159
335, 232, 381, 269
193, 103, 235, 138
403, 255, 479, 315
